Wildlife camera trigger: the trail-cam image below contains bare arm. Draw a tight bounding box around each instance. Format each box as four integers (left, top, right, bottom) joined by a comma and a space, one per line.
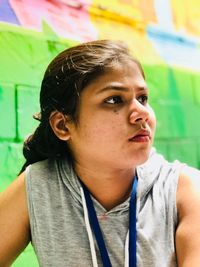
0, 172, 30, 266
176, 167, 200, 267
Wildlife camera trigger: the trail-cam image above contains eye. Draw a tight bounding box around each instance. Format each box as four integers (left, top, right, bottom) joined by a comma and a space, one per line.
137, 95, 148, 105
104, 96, 123, 105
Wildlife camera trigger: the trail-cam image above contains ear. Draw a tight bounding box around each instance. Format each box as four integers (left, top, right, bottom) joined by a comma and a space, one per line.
49, 111, 71, 141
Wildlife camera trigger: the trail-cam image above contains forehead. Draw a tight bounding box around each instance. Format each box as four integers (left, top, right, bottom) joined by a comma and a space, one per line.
83, 60, 147, 95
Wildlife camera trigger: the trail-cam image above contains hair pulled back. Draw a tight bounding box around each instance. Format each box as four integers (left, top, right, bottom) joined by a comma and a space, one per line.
20, 39, 144, 173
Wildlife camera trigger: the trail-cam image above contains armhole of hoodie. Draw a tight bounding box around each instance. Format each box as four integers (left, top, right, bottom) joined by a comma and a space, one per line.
24, 165, 35, 244
172, 161, 185, 228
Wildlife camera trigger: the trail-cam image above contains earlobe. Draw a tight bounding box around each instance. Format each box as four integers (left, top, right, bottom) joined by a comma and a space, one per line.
49, 111, 71, 141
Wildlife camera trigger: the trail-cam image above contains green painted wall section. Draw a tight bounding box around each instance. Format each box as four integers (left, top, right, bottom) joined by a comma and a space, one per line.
0, 24, 76, 170
0, 24, 200, 266
143, 65, 200, 167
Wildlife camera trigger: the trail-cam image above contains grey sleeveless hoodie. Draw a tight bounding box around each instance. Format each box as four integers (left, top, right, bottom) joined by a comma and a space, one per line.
25, 149, 183, 267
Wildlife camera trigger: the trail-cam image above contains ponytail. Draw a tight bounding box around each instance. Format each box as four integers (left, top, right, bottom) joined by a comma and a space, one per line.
19, 119, 71, 174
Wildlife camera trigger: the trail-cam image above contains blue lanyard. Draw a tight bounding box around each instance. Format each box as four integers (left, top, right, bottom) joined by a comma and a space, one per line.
129, 177, 137, 267
81, 177, 138, 267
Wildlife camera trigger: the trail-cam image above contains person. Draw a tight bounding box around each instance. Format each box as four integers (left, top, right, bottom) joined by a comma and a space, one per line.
0, 39, 200, 267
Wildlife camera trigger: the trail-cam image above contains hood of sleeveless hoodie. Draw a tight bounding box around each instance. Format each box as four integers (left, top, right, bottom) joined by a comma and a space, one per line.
59, 147, 169, 208
137, 147, 166, 198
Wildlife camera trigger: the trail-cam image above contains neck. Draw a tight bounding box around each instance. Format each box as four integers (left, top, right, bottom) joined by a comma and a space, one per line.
75, 163, 136, 211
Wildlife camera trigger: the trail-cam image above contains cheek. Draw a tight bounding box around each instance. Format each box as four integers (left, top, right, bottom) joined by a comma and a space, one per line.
82, 114, 124, 141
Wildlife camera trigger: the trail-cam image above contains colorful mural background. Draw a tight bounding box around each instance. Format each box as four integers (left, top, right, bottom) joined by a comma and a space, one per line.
1, 0, 200, 266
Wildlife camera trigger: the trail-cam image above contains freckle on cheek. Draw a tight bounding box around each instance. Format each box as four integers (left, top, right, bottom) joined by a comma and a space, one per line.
113, 109, 119, 114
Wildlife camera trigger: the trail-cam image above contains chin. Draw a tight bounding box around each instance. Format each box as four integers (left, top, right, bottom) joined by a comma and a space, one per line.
133, 147, 151, 166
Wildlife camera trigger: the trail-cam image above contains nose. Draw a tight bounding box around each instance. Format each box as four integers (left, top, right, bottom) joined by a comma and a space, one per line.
129, 99, 150, 124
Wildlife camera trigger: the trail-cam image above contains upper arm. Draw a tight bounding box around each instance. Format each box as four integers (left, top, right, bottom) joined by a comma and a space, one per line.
0, 172, 30, 266
176, 167, 200, 267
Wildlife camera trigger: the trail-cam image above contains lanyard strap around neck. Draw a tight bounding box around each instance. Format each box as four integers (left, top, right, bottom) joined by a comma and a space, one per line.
129, 177, 137, 267
81, 177, 138, 267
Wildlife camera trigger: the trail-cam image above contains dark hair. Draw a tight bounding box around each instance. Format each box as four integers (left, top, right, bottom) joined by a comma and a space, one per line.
19, 39, 144, 173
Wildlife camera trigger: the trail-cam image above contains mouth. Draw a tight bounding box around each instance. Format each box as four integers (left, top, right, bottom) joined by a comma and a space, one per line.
128, 129, 151, 143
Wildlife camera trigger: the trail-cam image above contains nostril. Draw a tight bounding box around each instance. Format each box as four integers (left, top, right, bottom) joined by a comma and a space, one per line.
135, 118, 143, 122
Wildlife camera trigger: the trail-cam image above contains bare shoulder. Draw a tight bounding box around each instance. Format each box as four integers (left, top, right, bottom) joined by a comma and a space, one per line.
176, 166, 200, 267
177, 166, 200, 218
0, 172, 30, 266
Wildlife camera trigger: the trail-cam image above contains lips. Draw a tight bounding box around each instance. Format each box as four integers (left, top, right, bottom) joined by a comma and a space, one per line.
128, 129, 151, 143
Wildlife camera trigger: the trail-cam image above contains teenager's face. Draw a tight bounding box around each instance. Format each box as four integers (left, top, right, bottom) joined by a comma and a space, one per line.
67, 60, 156, 170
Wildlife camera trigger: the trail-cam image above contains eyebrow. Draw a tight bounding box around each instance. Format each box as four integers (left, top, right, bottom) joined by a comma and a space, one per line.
96, 85, 148, 94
